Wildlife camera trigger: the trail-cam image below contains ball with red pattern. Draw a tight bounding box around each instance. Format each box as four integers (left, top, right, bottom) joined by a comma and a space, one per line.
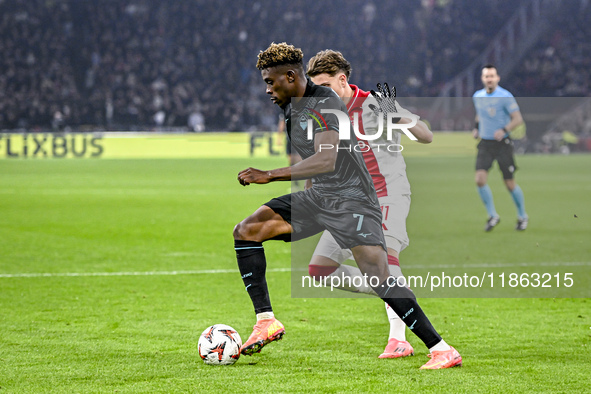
198, 324, 242, 365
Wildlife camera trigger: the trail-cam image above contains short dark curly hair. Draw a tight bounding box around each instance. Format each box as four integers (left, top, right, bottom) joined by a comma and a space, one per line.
256, 42, 304, 70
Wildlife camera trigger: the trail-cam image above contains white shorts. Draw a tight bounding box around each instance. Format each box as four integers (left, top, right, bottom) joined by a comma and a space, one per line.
312, 194, 411, 264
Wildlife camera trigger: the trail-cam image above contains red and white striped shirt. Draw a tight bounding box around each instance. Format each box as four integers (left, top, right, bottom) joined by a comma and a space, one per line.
347, 84, 411, 197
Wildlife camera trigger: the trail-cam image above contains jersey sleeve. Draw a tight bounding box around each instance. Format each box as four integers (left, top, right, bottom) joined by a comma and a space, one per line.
504, 95, 520, 114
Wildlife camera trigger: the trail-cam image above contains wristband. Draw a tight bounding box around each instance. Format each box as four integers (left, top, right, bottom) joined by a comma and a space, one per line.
502, 127, 509, 133
475, 121, 479, 129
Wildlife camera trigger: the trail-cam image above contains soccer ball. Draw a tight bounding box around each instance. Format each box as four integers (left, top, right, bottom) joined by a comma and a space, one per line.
198, 324, 242, 365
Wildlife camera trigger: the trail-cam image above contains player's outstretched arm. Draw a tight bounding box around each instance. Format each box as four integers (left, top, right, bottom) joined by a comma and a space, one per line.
397, 111, 433, 144
237, 167, 276, 186
237, 130, 339, 185
369, 82, 432, 143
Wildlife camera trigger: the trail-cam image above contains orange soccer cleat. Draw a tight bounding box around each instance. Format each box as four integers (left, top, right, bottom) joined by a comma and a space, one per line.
378, 338, 414, 359
420, 346, 462, 369
240, 318, 285, 356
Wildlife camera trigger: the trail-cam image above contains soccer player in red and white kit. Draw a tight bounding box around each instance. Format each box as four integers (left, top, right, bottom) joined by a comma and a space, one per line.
306, 50, 444, 362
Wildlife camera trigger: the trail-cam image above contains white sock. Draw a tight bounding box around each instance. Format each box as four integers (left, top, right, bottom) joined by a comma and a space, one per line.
385, 258, 409, 341
429, 339, 451, 352
256, 311, 274, 321
385, 302, 406, 341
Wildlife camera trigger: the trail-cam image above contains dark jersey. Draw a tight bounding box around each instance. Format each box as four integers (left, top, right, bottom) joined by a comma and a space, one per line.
284, 79, 378, 203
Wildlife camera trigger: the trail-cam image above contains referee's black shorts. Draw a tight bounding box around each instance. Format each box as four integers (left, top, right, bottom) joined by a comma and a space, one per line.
476, 138, 517, 180
264, 189, 386, 251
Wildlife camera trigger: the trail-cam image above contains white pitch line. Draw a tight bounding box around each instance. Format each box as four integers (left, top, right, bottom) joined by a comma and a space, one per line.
0, 267, 293, 279
0, 262, 588, 279
410, 261, 591, 269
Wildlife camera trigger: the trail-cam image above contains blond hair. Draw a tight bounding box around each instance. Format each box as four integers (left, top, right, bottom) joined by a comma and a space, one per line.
256, 42, 304, 70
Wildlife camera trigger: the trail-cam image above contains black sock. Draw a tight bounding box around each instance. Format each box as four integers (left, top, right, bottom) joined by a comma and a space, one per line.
372, 277, 442, 349
235, 240, 272, 314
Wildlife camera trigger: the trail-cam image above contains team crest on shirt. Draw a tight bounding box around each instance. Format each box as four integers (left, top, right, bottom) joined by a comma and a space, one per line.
298, 107, 329, 133
298, 112, 309, 130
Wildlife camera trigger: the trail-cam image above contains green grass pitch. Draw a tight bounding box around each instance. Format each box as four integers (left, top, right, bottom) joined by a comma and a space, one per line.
0, 133, 590, 393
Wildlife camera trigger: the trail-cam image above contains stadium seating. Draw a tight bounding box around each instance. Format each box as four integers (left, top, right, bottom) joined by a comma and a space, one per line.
0, 0, 588, 132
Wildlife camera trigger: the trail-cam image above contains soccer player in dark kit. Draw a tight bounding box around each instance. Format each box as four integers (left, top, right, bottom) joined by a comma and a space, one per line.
233, 42, 461, 369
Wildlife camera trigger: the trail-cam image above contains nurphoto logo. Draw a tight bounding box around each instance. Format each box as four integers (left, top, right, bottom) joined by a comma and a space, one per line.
305, 108, 419, 152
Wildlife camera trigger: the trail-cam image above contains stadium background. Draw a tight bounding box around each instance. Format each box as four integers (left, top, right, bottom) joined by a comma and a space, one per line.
0, 0, 590, 153
1, 1, 590, 392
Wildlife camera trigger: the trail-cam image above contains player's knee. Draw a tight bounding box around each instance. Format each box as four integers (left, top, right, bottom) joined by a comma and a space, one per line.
233, 219, 270, 242
308, 264, 338, 281
475, 174, 487, 187
232, 222, 244, 240
504, 178, 515, 191
233, 220, 254, 241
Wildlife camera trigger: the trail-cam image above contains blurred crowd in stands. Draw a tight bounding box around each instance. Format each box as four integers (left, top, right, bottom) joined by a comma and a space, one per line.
0, 0, 589, 134
508, 1, 591, 97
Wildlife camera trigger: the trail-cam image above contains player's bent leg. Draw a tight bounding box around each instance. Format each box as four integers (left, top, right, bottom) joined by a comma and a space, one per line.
351, 245, 415, 359
352, 245, 463, 368
308, 256, 376, 294
475, 170, 488, 188
504, 178, 516, 192
350, 244, 390, 285
382, 247, 409, 351
308, 256, 340, 273
309, 231, 376, 294
386, 248, 403, 278
379, 204, 412, 352
381, 301, 411, 356
308, 255, 340, 288
311, 231, 353, 264
233, 205, 292, 242
234, 205, 291, 356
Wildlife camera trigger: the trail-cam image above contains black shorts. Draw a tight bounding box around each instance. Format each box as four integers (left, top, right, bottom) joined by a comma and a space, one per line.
476, 138, 517, 180
264, 190, 386, 251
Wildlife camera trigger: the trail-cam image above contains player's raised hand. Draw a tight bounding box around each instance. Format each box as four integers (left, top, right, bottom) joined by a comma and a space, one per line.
238, 167, 271, 186
369, 82, 400, 123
